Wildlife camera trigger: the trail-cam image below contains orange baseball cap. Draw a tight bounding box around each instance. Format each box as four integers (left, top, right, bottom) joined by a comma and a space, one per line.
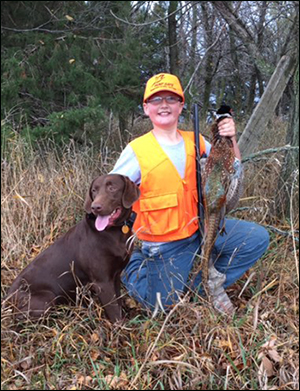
143, 73, 185, 103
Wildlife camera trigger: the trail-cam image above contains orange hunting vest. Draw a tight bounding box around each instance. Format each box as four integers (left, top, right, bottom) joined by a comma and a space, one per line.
130, 130, 206, 242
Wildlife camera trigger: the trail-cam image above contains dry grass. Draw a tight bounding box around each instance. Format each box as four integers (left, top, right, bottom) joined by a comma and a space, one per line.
1, 119, 299, 390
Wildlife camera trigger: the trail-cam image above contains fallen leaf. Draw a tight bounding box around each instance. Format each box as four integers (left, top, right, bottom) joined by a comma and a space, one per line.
125, 297, 138, 309
90, 350, 100, 361
259, 335, 282, 364
218, 339, 233, 351
91, 332, 99, 343
151, 352, 159, 361
104, 373, 128, 389
77, 375, 92, 386
268, 348, 282, 363
19, 357, 32, 370
261, 356, 274, 377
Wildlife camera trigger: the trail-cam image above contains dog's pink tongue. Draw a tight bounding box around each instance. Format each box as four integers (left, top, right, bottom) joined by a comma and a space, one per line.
95, 215, 110, 231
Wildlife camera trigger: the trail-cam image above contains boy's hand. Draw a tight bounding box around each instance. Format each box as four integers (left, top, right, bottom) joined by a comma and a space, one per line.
218, 117, 236, 139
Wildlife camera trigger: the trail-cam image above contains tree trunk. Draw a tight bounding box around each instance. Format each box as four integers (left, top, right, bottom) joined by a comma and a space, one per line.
200, 3, 214, 119
276, 64, 299, 219
190, 4, 198, 73
168, 1, 179, 75
228, 26, 243, 117
238, 55, 297, 156
185, 4, 198, 123
246, 68, 256, 116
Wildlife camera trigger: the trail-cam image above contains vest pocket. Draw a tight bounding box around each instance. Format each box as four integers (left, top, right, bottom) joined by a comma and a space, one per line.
140, 194, 179, 235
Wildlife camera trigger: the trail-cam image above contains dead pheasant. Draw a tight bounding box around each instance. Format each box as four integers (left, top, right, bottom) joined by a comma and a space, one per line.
200, 105, 236, 301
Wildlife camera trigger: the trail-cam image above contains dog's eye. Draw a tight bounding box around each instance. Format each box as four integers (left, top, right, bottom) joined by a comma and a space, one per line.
106, 182, 117, 192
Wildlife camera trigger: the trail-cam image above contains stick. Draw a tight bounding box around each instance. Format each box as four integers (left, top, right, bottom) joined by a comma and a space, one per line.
242, 145, 299, 163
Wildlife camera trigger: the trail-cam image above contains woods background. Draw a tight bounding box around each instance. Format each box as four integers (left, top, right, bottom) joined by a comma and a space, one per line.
1, 1, 299, 217
1, 2, 299, 390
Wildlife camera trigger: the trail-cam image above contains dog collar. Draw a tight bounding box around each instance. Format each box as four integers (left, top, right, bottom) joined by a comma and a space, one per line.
122, 211, 137, 234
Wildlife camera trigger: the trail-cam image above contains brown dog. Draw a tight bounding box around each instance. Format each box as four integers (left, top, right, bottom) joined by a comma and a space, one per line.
5, 174, 140, 322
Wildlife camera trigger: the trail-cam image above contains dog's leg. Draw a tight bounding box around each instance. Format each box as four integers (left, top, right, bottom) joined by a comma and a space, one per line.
92, 282, 122, 322
6, 289, 56, 319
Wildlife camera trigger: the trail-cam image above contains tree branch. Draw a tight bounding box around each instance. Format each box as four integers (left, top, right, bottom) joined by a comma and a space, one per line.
184, 25, 226, 97
242, 145, 299, 163
109, 1, 197, 27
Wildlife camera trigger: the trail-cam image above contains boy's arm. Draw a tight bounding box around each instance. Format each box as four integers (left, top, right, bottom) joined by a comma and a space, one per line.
110, 145, 141, 185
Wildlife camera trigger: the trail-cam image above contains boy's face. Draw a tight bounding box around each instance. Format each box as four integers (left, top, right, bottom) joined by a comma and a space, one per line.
143, 91, 184, 130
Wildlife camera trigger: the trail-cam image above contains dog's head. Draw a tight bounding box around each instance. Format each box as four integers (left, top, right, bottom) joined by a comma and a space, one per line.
84, 174, 140, 231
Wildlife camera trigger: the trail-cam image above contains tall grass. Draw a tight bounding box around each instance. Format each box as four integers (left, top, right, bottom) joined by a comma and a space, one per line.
1, 137, 105, 282
1, 120, 299, 390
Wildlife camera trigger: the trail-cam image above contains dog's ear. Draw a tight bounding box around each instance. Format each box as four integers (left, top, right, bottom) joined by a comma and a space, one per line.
84, 180, 94, 213
122, 176, 140, 209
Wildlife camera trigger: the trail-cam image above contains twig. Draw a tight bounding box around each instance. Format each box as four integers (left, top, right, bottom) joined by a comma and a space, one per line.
242, 145, 299, 163
264, 225, 299, 241
110, 2, 197, 27
238, 272, 256, 298
251, 278, 278, 300
290, 170, 299, 280
228, 206, 264, 214
1, 26, 67, 34
147, 360, 197, 369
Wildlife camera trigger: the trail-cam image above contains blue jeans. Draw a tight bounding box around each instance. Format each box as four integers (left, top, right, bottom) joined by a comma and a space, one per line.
121, 219, 269, 310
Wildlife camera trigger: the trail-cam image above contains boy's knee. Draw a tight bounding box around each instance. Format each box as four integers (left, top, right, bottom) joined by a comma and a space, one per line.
249, 223, 269, 258
256, 224, 270, 251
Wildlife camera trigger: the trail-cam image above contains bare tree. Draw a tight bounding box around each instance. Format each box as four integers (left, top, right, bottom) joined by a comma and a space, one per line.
238, 55, 297, 155
168, 1, 179, 75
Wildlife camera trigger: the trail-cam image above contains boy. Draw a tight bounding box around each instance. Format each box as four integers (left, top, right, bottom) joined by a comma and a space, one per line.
111, 73, 269, 315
